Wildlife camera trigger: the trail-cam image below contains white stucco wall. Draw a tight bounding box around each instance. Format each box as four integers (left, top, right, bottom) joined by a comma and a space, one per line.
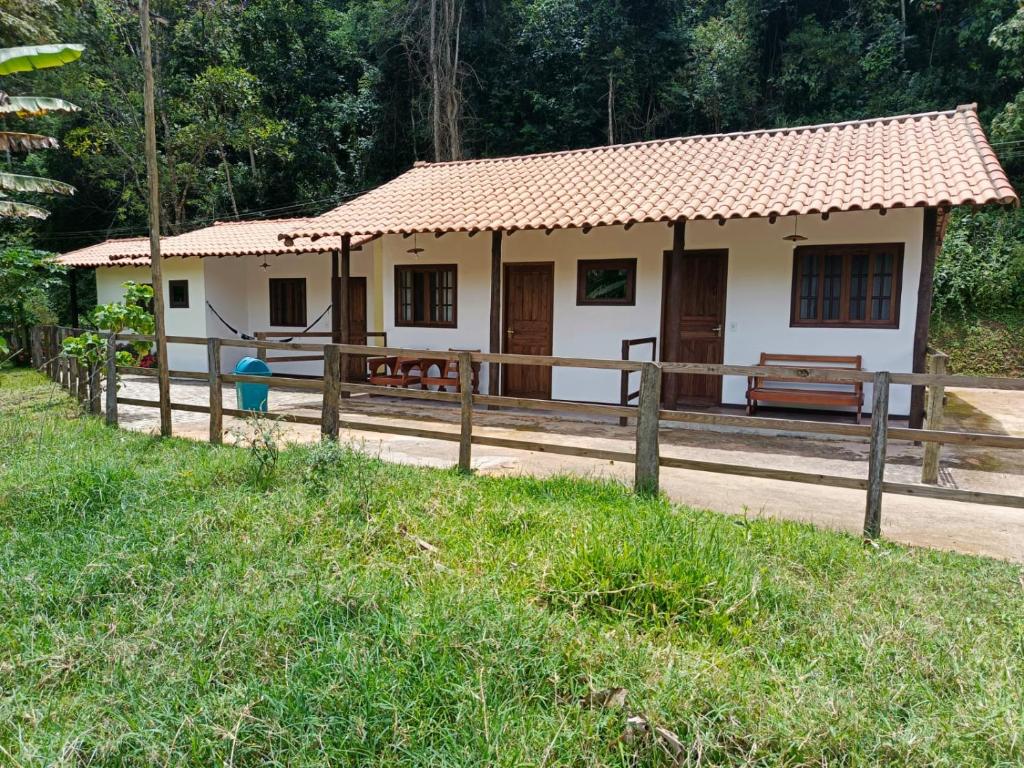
380, 207, 923, 415
95, 260, 209, 372
97, 251, 377, 377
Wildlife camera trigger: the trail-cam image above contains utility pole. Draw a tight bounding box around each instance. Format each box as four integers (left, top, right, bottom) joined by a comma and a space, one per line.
140, 0, 171, 436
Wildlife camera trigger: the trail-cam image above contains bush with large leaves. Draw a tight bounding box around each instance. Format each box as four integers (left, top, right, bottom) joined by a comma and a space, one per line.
0, 43, 82, 220
62, 282, 155, 377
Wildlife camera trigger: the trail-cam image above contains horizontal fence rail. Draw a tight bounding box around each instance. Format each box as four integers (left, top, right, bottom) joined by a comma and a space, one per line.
33, 326, 1024, 539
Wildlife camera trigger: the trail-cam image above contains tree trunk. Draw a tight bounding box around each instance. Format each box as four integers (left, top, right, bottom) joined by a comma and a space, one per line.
427, 0, 462, 162
607, 69, 615, 144
220, 145, 239, 217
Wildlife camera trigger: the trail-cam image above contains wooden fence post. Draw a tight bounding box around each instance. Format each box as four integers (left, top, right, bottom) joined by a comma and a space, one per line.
106, 333, 119, 426
921, 352, 947, 485
59, 329, 70, 389
68, 350, 79, 400
458, 351, 473, 472
863, 370, 891, 539
88, 362, 102, 414
255, 332, 267, 363
321, 343, 341, 440
30, 326, 42, 370
619, 339, 630, 428
634, 361, 662, 496
207, 338, 223, 445
75, 356, 88, 406
44, 327, 54, 379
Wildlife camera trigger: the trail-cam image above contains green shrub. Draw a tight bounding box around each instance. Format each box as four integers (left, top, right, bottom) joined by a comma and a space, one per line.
933, 207, 1024, 319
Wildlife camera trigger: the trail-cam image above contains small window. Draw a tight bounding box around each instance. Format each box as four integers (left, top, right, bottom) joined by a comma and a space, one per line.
576, 258, 636, 305
168, 280, 189, 309
395, 264, 457, 327
269, 278, 307, 326
791, 244, 903, 328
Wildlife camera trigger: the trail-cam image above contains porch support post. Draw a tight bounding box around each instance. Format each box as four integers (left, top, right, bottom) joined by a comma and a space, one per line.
662, 219, 686, 408
339, 235, 352, 393
68, 269, 79, 326
910, 207, 938, 429
330, 248, 341, 344
488, 230, 502, 400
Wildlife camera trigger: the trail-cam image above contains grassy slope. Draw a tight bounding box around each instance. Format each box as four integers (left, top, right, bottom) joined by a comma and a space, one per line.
1, 369, 1022, 767
931, 310, 1024, 378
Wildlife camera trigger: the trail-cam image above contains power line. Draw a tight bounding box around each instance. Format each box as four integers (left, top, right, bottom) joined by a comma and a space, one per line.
38, 185, 376, 244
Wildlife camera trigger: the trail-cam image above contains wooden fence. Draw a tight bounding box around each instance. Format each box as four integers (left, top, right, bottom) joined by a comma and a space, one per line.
30, 325, 1024, 539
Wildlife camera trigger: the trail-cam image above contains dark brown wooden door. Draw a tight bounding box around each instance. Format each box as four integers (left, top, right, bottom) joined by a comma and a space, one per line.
333, 276, 368, 379
503, 262, 554, 399
661, 249, 728, 406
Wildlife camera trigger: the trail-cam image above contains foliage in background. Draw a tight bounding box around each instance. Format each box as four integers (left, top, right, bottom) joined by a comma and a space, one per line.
931, 310, 1024, 378
0, 0, 1013, 245
0, 242, 63, 363
933, 207, 1024, 318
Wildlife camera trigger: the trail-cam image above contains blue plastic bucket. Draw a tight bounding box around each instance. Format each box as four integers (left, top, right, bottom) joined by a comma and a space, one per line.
234, 356, 271, 412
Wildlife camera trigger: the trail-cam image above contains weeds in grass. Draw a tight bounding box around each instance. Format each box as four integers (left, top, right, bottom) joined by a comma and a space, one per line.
301, 437, 383, 520
230, 412, 283, 488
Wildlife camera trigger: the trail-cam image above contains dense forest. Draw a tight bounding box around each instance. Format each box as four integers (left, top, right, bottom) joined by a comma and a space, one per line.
2, 0, 1023, 370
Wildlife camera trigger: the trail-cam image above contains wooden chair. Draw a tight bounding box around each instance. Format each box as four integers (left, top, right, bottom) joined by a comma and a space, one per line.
366, 356, 422, 388
745, 353, 864, 423
419, 350, 481, 393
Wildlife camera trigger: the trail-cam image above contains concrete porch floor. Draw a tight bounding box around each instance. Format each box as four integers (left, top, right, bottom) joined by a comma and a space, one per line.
113, 376, 1024, 562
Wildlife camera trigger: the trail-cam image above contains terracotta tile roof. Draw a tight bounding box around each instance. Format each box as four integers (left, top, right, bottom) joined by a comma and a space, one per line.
284, 104, 1018, 241
157, 217, 360, 257
56, 237, 150, 268
59, 218, 373, 267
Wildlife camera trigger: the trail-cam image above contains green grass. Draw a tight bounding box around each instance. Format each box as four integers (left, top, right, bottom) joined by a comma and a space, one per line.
931, 309, 1024, 378
1, 368, 1022, 766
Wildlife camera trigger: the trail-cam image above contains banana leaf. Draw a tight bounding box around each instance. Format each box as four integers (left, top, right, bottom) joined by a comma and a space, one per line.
0, 96, 80, 116
0, 44, 84, 76
0, 200, 49, 219
0, 172, 74, 196
0, 131, 59, 152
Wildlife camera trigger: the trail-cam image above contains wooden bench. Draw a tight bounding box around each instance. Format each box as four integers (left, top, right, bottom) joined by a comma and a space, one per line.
745, 353, 864, 423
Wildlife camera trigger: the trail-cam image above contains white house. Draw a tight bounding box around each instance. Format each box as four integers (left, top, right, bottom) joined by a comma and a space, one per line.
58, 219, 376, 375
61, 105, 1018, 423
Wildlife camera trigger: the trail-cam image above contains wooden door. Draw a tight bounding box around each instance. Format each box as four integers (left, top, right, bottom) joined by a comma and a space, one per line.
333, 276, 368, 380
503, 262, 554, 399
661, 249, 728, 406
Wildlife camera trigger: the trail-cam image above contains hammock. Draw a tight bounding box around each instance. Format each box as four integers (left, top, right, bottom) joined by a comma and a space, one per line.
205, 300, 332, 343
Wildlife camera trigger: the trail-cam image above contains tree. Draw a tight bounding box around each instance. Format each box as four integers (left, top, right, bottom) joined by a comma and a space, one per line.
0, 243, 64, 363
0, 43, 83, 220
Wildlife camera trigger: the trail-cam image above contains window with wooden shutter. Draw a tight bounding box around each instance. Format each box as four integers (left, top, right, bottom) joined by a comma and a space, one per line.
791, 244, 903, 328
394, 265, 457, 327
269, 278, 307, 327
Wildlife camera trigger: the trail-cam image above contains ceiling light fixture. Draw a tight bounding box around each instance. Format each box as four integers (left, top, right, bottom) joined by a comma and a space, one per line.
406, 232, 424, 258
782, 215, 808, 242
